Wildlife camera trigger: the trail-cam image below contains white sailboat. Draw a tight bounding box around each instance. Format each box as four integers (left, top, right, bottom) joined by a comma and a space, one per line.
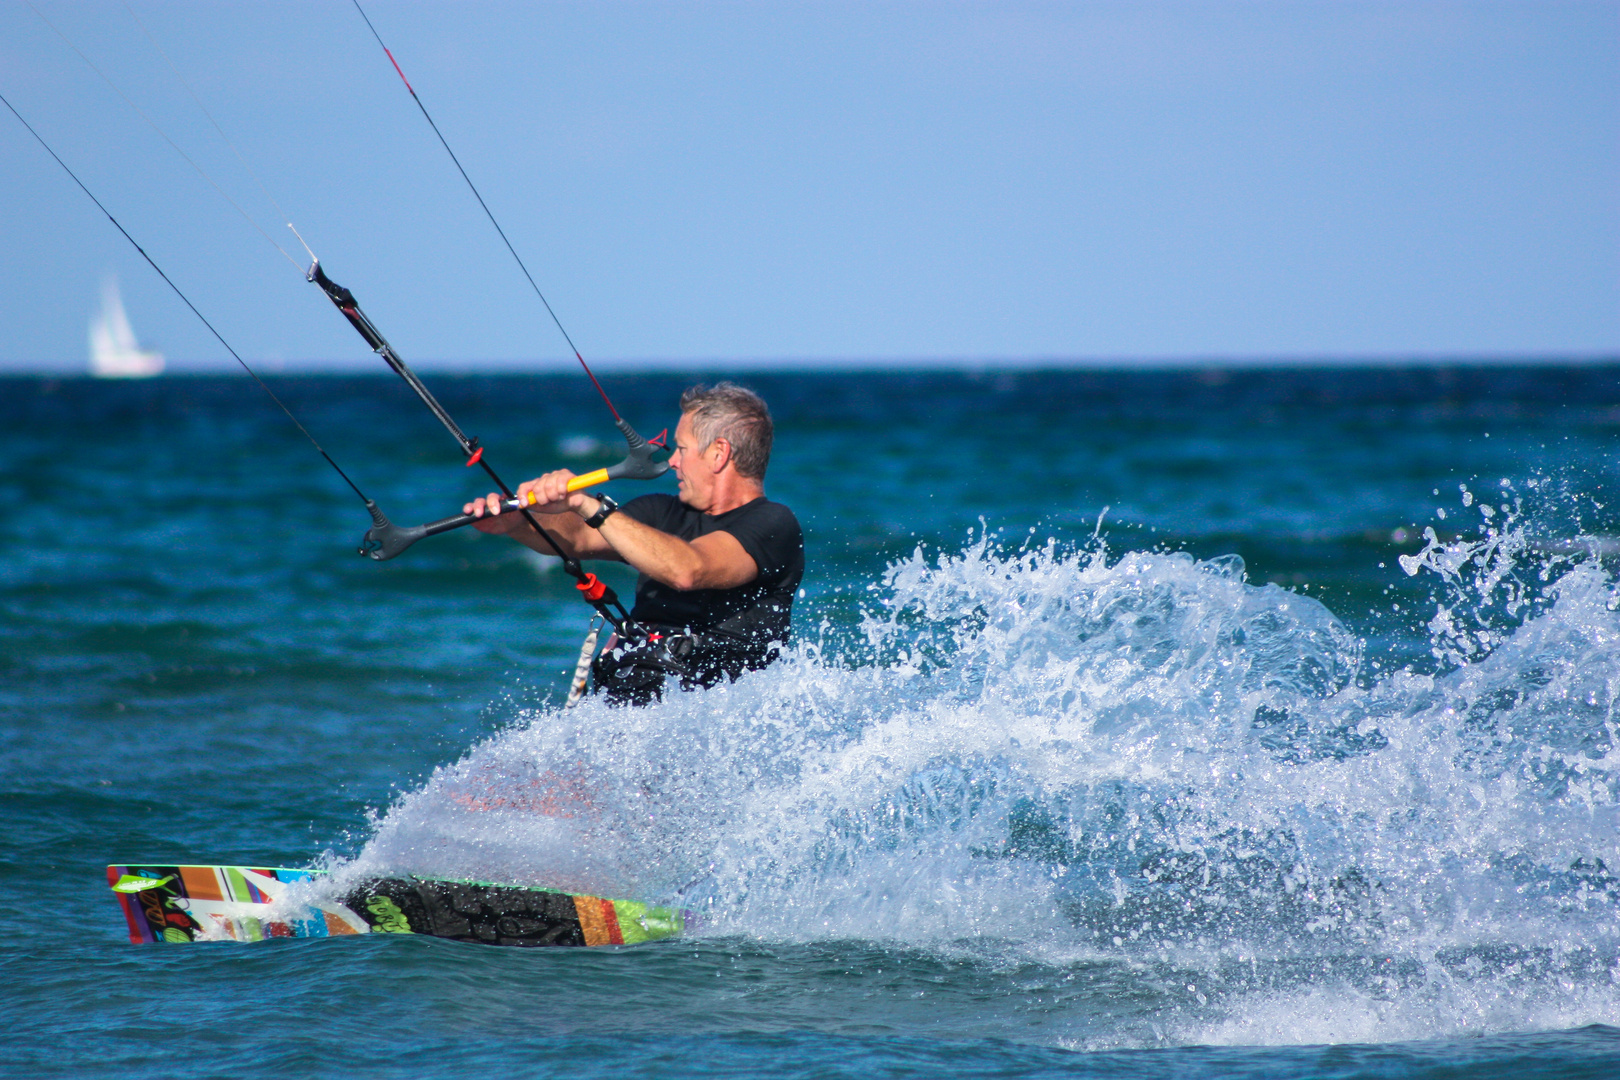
89, 277, 164, 378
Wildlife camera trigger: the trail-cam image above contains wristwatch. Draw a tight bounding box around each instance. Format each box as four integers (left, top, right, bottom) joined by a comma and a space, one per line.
583, 493, 619, 529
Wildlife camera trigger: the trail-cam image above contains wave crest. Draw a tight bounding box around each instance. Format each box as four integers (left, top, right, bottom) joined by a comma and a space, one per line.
333, 525, 1620, 1037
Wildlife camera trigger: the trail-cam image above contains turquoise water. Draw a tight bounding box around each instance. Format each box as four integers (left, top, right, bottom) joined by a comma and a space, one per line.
3, 367, 1618, 1077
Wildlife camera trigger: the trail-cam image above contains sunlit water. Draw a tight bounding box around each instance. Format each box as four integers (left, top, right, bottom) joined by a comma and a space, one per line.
3, 368, 1618, 1077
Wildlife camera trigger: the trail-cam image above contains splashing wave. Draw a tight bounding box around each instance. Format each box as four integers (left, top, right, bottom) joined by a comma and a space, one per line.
331, 519, 1620, 1039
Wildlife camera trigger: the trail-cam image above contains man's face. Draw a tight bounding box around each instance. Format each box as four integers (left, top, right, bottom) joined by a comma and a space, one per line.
669, 413, 714, 510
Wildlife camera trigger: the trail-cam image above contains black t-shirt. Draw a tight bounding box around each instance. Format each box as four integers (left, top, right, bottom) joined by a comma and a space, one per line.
619, 493, 803, 645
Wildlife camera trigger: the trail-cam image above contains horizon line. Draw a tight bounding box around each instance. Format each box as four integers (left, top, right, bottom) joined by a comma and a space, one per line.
3, 352, 1619, 377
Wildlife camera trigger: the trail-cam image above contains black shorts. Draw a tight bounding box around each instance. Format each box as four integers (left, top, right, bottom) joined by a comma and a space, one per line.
590, 630, 775, 706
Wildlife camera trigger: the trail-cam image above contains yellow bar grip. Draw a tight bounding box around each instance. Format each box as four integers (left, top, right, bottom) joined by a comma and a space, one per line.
563, 468, 611, 493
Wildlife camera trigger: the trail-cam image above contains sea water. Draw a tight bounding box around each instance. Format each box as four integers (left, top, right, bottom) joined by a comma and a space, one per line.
2, 367, 1617, 1077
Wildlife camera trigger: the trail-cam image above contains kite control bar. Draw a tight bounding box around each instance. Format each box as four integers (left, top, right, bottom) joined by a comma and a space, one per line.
358, 434, 669, 562
572, 415, 670, 489
308, 257, 668, 566
307, 258, 645, 635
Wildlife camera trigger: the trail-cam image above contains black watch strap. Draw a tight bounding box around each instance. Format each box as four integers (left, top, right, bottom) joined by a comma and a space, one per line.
584, 493, 619, 529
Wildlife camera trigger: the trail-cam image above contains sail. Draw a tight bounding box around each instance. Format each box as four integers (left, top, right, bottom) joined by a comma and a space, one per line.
89, 278, 164, 378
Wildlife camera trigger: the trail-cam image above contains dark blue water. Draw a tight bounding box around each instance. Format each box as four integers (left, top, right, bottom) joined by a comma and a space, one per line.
3, 366, 1619, 1077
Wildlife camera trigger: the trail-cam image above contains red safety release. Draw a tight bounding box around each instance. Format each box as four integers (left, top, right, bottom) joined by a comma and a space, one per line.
575, 573, 607, 602
464, 446, 484, 467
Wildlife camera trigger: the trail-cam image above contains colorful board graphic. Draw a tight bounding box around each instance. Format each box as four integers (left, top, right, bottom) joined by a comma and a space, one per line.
108, 864, 687, 948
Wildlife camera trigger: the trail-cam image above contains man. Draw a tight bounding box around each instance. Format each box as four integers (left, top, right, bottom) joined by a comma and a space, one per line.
465, 382, 803, 705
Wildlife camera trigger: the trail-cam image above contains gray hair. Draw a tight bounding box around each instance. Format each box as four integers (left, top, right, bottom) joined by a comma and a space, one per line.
680, 382, 773, 480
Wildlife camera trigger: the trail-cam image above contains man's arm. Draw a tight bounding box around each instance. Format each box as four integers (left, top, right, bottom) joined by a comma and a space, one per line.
465, 472, 758, 589
501, 471, 758, 590
591, 505, 758, 590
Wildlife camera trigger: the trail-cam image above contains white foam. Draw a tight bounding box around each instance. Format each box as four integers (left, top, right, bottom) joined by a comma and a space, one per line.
330, 510, 1620, 1043
1194, 978, 1620, 1047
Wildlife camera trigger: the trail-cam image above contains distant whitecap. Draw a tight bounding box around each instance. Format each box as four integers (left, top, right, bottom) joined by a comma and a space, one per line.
557, 435, 602, 457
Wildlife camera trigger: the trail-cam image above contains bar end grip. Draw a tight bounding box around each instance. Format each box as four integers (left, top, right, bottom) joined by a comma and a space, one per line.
358, 500, 429, 561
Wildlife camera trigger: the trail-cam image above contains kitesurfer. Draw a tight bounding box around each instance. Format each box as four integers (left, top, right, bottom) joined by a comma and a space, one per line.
466, 382, 803, 704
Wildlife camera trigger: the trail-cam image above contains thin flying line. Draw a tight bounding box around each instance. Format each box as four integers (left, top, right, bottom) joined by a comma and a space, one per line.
26, 0, 303, 272
120, 0, 309, 264
0, 88, 370, 506
287, 222, 318, 265
350, 0, 623, 420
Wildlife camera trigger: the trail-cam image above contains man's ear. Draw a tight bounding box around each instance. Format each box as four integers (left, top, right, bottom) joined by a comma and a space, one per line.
710, 437, 733, 473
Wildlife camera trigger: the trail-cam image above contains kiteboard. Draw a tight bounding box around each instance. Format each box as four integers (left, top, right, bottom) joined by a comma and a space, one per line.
108, 863, 686, 948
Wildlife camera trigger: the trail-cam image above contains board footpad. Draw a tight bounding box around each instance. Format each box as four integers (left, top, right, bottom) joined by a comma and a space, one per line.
345, 878, 588, 946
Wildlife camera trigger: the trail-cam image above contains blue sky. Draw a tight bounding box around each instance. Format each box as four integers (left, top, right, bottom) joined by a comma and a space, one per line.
1, 1, 1615, 371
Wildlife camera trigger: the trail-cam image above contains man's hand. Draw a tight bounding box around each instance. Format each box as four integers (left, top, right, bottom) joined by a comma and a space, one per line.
463, 469, 582, 534
514, 470, 589, 516
463, 490, 522, 534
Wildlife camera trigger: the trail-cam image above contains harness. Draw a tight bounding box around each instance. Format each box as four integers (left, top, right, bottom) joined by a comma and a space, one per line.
591, 623, 783, 706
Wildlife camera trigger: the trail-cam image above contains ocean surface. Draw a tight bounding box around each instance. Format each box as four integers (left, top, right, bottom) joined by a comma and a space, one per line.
3, 365, 1619, 1078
